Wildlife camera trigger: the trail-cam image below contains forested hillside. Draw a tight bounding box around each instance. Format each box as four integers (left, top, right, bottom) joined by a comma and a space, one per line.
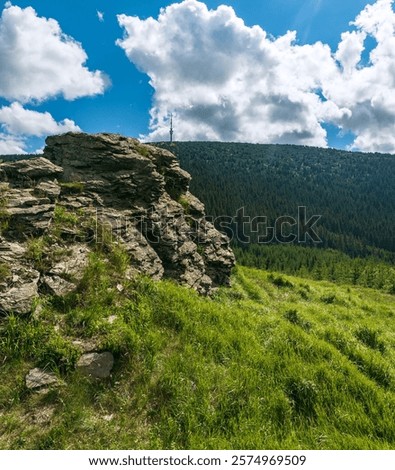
154, 142, 395, 259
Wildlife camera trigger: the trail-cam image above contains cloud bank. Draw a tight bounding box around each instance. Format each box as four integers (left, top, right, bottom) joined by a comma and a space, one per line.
0, 102, 80, 136
117, 0, 395, 153
0, 4, 107, 153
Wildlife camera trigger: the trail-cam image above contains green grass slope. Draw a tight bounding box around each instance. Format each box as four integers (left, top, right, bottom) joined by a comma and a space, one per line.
0, 256, 394, 449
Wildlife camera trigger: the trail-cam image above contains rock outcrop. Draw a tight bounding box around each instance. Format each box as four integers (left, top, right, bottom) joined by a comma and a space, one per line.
25, 368, 60, 390
0, 133, 235, 315
76, 352, 114, 379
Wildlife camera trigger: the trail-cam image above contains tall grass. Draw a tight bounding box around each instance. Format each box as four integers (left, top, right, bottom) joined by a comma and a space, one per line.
0, 259, 394, 449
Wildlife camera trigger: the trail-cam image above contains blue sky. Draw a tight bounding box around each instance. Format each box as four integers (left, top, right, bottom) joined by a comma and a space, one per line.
0, 0, 394, 153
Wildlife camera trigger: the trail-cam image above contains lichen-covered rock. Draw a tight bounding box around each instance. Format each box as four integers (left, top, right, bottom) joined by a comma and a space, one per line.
41, 274, 77, 297
5, 188, 55, 236
25, 368, 59, 389
33, 181, 61, 201
76, 352, 114, 378
0, 274, 39, 315
0, 157, 63, 183
0, 238, 39, 314
0, 132, 235, 314
72, 339, 99, 353
49, 245, 90, 281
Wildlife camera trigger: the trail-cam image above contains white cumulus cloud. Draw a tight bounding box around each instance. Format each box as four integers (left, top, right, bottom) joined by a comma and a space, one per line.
0, 133, 26, 154
117, 0, 395, 153
0, 4, 108, 154
0, 4, 107, 103
0, 103, 81, 154
0, 102, 81, 136
327, 0, 395, 152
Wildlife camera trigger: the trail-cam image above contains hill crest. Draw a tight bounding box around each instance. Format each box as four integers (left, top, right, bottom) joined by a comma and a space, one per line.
0, 132, 235, 316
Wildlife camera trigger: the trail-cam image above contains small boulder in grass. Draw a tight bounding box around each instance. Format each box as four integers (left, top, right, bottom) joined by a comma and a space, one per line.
76, 352, 114, 379
26, 368, 59, 389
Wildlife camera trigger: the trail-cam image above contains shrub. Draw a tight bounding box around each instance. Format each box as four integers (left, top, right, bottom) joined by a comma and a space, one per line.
0, 185, 9, 234
284, 309, 311, 332
320, 293, 337, 304
136, 144, 149, 157
0, 263, 11, 282
268, 274, 293, 288
355, 327, 386, 353
285, 378, 317, 419
59, 181, 85, 194
53, 206, 79, 226
177, 195, 190, 213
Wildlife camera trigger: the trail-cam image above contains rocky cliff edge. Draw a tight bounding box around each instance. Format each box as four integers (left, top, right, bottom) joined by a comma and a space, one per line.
0, 133, 235, 315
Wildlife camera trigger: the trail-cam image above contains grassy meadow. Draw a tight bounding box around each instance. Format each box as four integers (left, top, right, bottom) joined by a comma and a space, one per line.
0, 249, 394, 450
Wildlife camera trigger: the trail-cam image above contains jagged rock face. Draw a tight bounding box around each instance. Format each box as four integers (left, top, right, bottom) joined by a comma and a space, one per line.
0, 132, 235, 314
0, 240, 40, 314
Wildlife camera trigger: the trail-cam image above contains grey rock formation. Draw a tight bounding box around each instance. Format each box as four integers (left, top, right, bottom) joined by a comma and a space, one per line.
5, 188, 55, 237
76, 352, 114, 378
25, 368, 59, 389
34, 181, 61, 201
0, 157, 62, 182
0, 132, 235, 314
72, 339, 99, 353
42, 244, 91, 296
28, 405, 56, 425
0, 239, 40, 314
41, 274, 77, 297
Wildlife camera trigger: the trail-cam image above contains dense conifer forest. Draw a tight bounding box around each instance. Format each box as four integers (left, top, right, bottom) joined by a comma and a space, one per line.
155, 142, 395, 256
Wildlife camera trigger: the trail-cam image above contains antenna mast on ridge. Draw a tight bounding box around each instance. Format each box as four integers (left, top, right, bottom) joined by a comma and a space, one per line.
169, 113, 174, 143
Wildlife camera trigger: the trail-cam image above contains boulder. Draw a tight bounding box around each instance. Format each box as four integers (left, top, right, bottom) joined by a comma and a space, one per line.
41, 274, 77, 297
49, 245, 90, 281
25, 368, 59, 389
76, 352, 114, 378
72, 339, 99, 353
0, 279, 39, 315
27, 405, 56, 425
